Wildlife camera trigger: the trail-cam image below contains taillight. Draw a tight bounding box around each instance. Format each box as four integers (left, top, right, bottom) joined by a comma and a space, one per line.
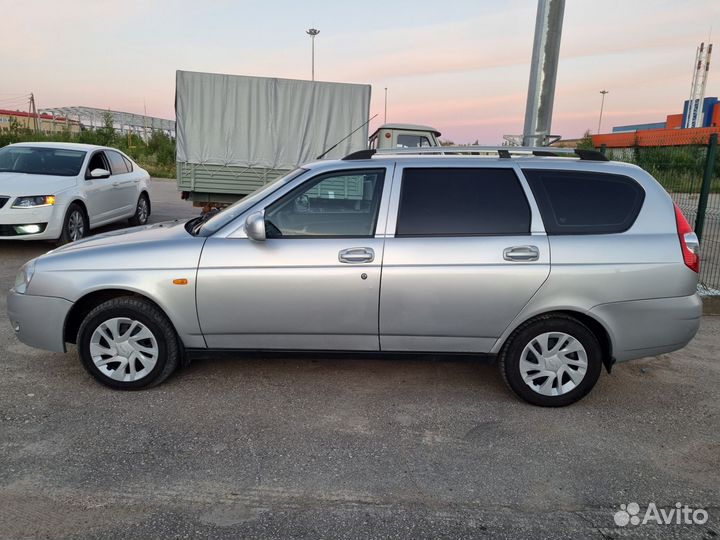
674, 203, 700, 273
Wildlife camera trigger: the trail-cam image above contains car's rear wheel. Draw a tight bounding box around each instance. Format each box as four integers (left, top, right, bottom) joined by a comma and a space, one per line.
77, 297, 179, 390
498, 314, 603, 407
57, 203, 88, 245
129, 193, 150, 226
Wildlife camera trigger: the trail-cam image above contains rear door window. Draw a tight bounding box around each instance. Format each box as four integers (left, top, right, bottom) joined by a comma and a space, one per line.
105, 150, 130, 175
122, 155, 134, 172
395, 168, 531, 236
523, 169, 645, 235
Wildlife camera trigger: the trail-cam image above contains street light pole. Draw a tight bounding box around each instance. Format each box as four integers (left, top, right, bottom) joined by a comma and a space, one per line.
598, 89, 609, 134
306, 28, 320, 81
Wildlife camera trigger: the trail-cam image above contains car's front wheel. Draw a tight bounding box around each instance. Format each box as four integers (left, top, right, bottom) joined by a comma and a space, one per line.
57, 203, 88, 245
498, 314, 603, 407
77, 297, 179, 389
129, 193, 150, 226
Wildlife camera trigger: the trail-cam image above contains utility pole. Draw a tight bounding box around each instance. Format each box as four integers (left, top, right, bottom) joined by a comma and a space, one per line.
306, 28, 320, 81
28, 93, 39, 133
522, 0, 566, 147
598, 89, 609, 133
384, 87, 388, 123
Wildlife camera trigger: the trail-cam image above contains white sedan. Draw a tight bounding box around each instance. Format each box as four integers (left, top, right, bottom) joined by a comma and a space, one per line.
0, 142, 151, 244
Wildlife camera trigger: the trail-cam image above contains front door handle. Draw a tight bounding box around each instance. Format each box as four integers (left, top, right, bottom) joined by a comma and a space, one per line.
503, 245, 540, 262
339, 247, 375, 264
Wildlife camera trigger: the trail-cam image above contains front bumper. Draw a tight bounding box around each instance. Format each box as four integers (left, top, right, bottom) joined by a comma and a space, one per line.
0, 204, 63, 240
6, 289, 73, 353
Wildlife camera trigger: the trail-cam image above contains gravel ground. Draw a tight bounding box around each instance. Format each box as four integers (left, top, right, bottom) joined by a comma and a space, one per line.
0, 180, 718, 539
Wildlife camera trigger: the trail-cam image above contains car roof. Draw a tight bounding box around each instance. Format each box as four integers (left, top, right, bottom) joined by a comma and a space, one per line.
301, 154, 646, 182
7, 141, 108, 152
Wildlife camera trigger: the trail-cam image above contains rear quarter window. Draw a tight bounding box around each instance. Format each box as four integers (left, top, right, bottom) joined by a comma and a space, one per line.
523, 169, 645, 235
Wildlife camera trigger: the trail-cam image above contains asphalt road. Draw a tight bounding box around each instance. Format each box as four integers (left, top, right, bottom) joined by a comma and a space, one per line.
0, 180, 718, 539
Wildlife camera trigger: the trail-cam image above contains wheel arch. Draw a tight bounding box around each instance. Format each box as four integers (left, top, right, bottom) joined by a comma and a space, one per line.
497, 309, 615, 373
64, 288, 171, 345
67, 198, 88, 218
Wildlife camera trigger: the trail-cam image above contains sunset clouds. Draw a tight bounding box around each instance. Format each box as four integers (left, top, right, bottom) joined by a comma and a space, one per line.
2, 0, 719, 143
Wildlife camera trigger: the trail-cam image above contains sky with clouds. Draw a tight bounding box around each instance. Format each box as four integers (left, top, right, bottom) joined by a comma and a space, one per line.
2, 0, 719, 143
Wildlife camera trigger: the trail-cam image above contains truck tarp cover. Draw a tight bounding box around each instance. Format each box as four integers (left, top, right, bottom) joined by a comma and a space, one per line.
176, 70, 371, 169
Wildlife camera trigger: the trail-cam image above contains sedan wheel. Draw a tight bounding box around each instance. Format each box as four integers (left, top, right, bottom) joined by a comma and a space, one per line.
67, 210, 85, 241
57, 203, 88, 245
78, 297, 180, 389
129, 193, 150, 226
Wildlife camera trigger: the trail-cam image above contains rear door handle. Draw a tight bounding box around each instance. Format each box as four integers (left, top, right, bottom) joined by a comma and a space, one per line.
503, 245, 540, 262
339, 247, 375, 264
112, 182, 121, 187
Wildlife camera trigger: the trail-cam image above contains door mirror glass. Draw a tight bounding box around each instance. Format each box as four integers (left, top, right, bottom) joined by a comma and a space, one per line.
89, 168, 110, 179
244, 211, 266, 241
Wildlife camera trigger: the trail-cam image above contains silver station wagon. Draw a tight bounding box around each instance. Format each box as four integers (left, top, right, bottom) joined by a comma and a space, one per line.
7, 147, 702, 406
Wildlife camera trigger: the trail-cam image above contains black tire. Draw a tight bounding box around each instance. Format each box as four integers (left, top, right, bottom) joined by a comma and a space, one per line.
129, 192, 150, 226
57, 203, 88, 246
498, 314, 603, 407
77, 297, 179, 390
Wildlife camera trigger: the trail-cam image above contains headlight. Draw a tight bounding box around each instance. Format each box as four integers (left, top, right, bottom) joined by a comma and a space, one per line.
12, 195, 56, 208
14, 260, 36, 294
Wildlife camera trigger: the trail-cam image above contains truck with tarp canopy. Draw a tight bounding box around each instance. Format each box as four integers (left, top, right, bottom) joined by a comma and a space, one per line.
175, 70, 372, 206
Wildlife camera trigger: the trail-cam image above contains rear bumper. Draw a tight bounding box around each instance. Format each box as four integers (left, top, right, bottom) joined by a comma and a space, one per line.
6, 289, 72, 353
590, 294, 702, 362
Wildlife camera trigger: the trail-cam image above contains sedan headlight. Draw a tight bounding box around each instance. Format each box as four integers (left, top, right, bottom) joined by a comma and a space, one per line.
12, 195, 56, 208
14, 259, 37, 294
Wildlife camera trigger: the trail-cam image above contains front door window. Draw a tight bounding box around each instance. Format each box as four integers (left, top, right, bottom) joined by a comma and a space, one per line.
264, 169, 385, 238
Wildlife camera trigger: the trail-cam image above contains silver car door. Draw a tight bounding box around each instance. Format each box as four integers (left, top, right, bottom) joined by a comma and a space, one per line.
379, 163, 550, 353
196, 167, 392, 350
105, 150, 138, 217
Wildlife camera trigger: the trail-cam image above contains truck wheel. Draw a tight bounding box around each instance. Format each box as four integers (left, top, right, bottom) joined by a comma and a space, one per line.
77, 297, 179, 390
498, 314, 603, 407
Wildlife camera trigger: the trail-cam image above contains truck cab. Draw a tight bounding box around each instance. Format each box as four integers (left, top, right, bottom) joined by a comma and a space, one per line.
369, 123, 441, 149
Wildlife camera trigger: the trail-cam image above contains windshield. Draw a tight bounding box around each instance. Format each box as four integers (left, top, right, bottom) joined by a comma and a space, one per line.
198, 168, 307, 235
0, 146, 86, 177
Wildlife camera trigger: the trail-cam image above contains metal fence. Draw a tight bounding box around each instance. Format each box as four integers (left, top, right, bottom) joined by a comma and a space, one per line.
602, 134, 720, 294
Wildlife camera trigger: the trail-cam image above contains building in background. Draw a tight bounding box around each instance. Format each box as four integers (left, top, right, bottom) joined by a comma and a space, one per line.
0, 109, 81, 135
594, 42, 716, 148
593, 97, 720, 148
39, 106, 175, 140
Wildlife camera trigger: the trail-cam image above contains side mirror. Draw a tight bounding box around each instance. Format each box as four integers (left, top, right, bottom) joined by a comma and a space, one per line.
89, 168, 110, 179
244, 211, 266, 241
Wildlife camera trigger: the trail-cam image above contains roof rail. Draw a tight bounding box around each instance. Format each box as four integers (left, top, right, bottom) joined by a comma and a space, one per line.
342, 145, 609, 162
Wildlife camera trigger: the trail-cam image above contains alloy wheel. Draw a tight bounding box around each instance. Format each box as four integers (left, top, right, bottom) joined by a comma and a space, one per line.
136, 197, 148, 224
67, 210, 85, 241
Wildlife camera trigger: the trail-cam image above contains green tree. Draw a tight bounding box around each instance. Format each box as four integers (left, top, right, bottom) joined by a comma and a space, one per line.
576, 130, 594, 149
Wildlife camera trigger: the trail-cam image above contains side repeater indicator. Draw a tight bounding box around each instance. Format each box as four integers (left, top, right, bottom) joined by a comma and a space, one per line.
172, 278, 189, 285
